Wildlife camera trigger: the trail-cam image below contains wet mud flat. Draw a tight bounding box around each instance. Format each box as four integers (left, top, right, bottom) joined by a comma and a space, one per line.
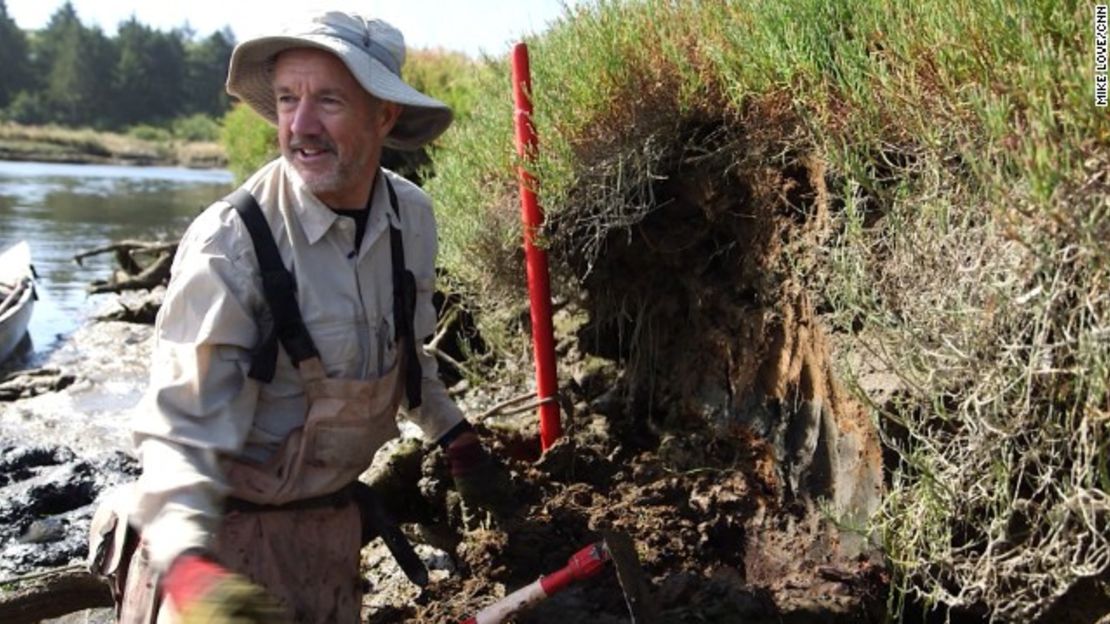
0, 321, 150, 579
0, 319, 150, 623
0, 320, 152, 455
0, 444, 137, 578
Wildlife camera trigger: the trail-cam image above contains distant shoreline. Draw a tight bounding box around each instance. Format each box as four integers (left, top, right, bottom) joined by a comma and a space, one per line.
0, 122, 227, 170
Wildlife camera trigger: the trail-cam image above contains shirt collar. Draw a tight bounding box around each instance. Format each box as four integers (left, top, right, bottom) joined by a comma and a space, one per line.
283, 161, 401, 246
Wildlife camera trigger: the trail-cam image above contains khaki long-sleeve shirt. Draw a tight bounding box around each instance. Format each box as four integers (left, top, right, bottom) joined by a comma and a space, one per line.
131, 158, 463, 570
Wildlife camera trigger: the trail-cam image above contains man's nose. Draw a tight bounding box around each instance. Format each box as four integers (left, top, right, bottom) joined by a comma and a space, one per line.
289, 100, 322, 136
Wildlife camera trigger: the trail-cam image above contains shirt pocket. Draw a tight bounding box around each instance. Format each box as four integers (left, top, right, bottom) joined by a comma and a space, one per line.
372, 316, 398, 379
306, 318, 363, 378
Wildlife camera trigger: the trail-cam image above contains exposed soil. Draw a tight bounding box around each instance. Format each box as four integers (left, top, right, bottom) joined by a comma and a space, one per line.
358, 408, 885, 623
0, 319, 148, 602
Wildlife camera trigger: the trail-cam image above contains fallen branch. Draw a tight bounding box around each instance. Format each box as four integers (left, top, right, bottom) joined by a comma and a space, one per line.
75, 240, 177, 295
428, 306, 460, 352
0, 565, 112, 624
73, 241, 177, 269
425, 345, 480, 381
87, 252, 173, 295
475, 391, 561, 421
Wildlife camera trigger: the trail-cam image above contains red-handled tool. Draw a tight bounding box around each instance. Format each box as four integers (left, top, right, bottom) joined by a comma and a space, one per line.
460, 542, 609, 624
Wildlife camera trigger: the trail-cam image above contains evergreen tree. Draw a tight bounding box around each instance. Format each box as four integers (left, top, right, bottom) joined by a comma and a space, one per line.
146, 28, 187, 121
184, 27, 235, 117
114, 17, 187, 125
113, 17, 158, 124
30, 2, 80, 88
4, 2, 232, 129
0, 0, 32, 108
36, 3, 117, 126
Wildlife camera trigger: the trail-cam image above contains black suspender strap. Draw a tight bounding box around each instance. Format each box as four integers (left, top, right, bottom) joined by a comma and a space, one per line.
225, 188, 320, 382
384, 177, 424, 409
224, 176, 423, 409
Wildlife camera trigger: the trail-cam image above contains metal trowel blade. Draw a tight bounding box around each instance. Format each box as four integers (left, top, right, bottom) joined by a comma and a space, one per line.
601, 531, 660, 624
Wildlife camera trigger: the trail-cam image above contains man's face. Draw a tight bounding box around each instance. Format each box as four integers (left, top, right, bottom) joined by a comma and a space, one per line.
273, 48, 398, 208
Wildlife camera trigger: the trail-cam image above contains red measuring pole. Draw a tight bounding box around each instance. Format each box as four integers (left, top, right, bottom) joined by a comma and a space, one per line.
511, 42, 561, 451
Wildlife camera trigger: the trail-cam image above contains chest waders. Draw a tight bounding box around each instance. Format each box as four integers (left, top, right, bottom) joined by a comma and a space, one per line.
117, 175, 423, 624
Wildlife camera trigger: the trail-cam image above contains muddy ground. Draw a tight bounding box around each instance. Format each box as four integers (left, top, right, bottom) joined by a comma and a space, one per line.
360, 405, 885, 624
0, 318, 151, 577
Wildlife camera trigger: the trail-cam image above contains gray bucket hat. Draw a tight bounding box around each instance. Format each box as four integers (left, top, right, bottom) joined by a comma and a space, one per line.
226, 11, 453, 151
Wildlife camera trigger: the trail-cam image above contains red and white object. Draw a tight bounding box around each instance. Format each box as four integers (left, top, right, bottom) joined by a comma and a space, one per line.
460, 542, 609, 624
510, 41, 562, 451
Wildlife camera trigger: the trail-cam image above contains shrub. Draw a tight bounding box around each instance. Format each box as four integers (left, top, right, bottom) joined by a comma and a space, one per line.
3, 91, 51, 125
219, 103, 278, 183
127, 124, 172, 142
404, 48, 485, 122
171, 113, 221, 142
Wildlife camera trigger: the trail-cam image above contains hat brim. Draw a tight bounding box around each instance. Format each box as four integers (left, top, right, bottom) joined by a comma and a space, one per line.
226, 35, 453, 151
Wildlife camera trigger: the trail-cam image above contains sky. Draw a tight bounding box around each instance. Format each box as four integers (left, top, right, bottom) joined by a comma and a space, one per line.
6, 0, 579, 57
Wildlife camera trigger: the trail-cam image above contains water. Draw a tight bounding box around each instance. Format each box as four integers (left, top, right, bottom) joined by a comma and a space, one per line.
0, 161, 234, 361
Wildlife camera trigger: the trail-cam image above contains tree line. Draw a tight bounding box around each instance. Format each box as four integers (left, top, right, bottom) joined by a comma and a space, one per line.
0, 1, 234, 130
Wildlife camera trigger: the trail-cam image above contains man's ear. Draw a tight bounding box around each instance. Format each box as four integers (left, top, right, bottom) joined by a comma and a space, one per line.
379, 101, 403, 136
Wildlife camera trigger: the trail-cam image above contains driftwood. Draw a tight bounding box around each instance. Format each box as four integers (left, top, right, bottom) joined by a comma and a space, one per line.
75, 241, 177, 295
0, 367, 76, 401
0, 565, 113, 624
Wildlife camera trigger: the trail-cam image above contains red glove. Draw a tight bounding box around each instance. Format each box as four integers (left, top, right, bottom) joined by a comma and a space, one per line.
163, 553, 224, 607
445, 434, 489, 477
162, 552, 285, 623
445, 434, 512, 528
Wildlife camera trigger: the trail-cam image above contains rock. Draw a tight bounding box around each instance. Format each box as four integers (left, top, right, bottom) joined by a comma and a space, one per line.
93, 286, 166, 324
20, 518, 66, 544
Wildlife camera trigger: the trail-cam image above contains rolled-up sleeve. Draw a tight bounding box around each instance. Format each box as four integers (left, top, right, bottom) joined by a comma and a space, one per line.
402, 327, 465, 443
394, 178, 465, 442
130, 206, 263, 571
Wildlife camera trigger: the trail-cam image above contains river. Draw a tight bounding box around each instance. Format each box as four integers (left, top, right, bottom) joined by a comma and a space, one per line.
0, 160, 234, 363
0, 161, 233, 454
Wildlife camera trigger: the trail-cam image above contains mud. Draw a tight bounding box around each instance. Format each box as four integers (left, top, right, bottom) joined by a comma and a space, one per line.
0, 316, 147, 583
359, 408, 885, 623
0, 314, 888, 624
0, 440, 138, 577
0, 320, 151, 455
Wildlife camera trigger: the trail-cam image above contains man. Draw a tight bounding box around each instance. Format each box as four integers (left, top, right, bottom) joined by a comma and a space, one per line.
122, 11, 503, 623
